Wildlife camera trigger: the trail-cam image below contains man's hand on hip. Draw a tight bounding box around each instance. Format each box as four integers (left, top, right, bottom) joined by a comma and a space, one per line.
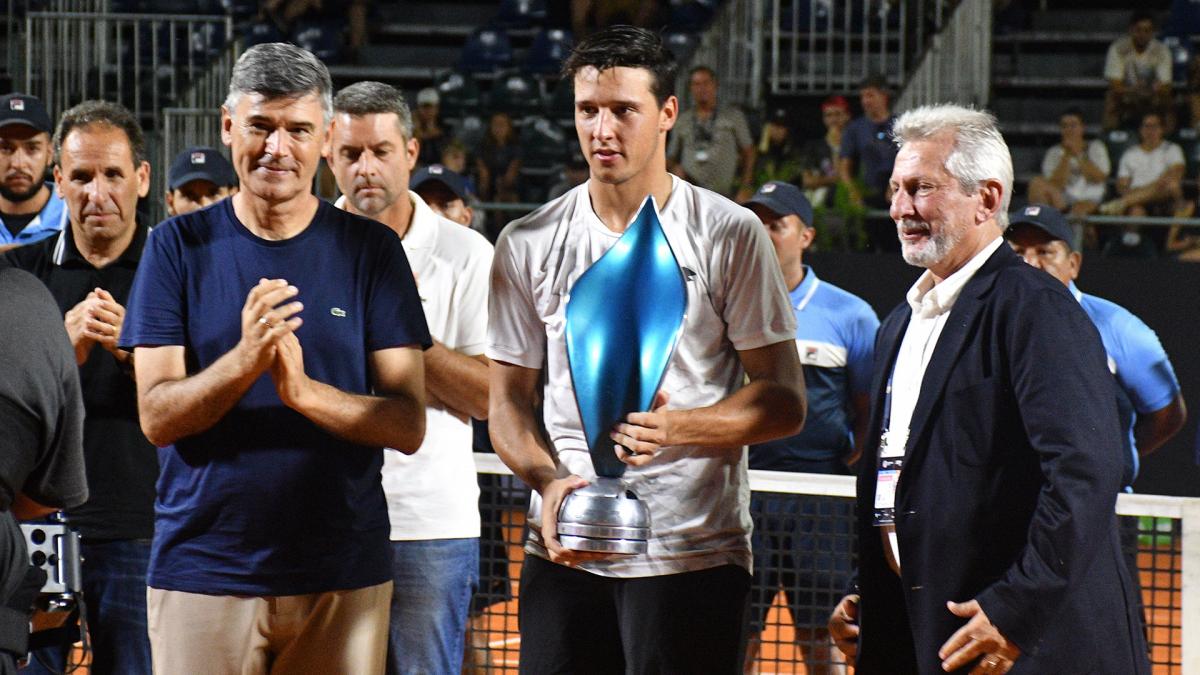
939, 599, 1020, 673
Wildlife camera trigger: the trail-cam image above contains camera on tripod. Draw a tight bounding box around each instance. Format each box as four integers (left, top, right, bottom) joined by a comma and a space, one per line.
20, 513, 82, 613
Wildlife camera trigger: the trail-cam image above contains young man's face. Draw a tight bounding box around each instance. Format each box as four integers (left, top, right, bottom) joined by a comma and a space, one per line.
860, 86, 889, 118
0, 125, 52, 203
573, 66, 677, 188
751, 204, 812, 275
54, 123, 149, 244
325, 111, 418, 218
1139, 115, 1164, 147
1059, 114, 1084, 145
1131, 19, 1155, 50
222, 91, 327, 207
166, 179, 236, 216
822, 107, 849, 132
416, 183, 472, 226
688, 70, 717, 108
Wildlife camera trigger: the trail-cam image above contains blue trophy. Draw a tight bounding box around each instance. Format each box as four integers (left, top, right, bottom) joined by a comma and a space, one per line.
559, 197, 688, 554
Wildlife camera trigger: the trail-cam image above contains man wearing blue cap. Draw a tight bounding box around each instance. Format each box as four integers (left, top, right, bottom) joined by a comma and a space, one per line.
411, 163, 474, 228
164, 146, 238, 217
0, 93, 67, 251
1005, 203, 1186, 487
741, 180, 879, 674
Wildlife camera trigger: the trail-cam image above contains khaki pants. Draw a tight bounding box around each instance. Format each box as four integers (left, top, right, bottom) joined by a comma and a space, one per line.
147, 581, 391, 675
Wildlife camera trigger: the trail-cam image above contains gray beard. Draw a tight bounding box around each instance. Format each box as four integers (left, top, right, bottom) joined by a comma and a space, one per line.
899, 220, 964, 268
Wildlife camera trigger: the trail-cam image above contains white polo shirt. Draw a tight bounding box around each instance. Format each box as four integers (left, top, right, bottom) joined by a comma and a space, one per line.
487, 177, 796, 577
338, 191, 494, 540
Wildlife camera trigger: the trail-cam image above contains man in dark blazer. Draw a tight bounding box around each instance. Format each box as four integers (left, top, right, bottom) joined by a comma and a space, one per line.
828, 104, 1149, 674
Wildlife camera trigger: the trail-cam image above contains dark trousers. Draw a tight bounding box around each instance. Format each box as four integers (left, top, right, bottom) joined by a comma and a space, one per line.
518, 555, 751, 675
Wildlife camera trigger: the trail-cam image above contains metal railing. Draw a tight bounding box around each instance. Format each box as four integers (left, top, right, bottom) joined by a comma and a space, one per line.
768, 0, 951, 96
155, 106, 225, 224
23, 10, 234, 129
680, 0, 766, 110
896, 0, 991, 110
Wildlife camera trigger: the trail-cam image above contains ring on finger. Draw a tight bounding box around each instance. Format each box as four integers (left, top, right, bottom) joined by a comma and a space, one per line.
258, 315, 273, 328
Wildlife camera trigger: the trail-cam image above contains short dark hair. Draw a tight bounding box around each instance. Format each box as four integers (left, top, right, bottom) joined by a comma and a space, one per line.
689, 65, 716, 81
1060, 107, 1084, 121
561, 25, 678, 106
1130, 10, 1156, 26
860, 73, 891, 94
53, 100, 146, 166
333, 81, 413, 140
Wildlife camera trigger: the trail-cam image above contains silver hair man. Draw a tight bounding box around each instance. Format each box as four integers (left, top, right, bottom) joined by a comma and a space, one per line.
223, 42, 333, 123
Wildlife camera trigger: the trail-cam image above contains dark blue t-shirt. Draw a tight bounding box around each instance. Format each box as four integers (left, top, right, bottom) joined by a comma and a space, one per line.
121, 198, 431, 595
839, 114, 898, 198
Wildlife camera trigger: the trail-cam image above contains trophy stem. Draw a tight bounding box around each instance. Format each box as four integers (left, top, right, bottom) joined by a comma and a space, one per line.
557, 477, 651, 555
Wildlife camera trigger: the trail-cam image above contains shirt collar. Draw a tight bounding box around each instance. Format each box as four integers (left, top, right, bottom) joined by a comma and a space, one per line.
1068, 280, 1083, 303
53, 220, 147, 269
790, 265, 820, 311
333, 191, 440, 250
906, 236, 1003, 319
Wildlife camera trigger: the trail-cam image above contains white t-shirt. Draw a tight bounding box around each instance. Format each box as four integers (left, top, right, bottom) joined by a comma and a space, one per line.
1104, 36, 1172, 87
1118, 141, 1185, 189
1040, 140, 1111, 204
487, 177, 797, 577
339, 192, 494, 540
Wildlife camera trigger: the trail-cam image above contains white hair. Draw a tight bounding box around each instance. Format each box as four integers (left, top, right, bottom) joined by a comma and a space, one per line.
892, 104, 1013, 227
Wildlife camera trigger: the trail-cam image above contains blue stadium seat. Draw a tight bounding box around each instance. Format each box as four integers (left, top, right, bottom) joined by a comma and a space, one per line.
525, 28, 573, 75
435, 70, 484, 120
292, 20, 344, 64
490, 72, 544, 118
243, 21, 286, 50
519, 115, 569, 171
496, 0, 547, 29
663, 31, 698, 63
545, 78, 574, 121
669, 0, 719, 32
454, 115, 487, 156
1160, 35, 1194, 86
459, 26, 514, 74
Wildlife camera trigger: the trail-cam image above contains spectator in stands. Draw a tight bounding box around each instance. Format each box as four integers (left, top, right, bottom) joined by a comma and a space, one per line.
164, 146, 238, 217
1007, 204, 1186, 490
260, 0, 367, 56
325, 80, 493, 675
839, 74, 899, 252
668, 65, 757, 200
547, 147, 589, 200
1103, 11, 1174, 133
488, 26, 805, 674
1101, 112, 1187, 255
121, 43, 429, 675
740, 181, 878, 675
411, 164, 475, 227
475, 111, 521, 203
1027, 108, 1110, 221
414, 88, 447, 167
801, 95, 851, 209
0, 93, 66, 252
7, 100, 154, 675
752, 107, 803, 191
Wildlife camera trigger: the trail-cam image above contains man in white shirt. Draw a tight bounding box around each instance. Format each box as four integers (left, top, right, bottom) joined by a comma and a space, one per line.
1103, 11, 1174, 132
828, 104, 1147, 674
1026, 108, 1110, 221
1102, 112, 1187, 220
488, 26, 806, 673
325, 80, 494, 675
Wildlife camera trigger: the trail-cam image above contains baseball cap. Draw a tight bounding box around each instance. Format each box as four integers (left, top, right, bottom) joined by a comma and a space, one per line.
1007, 204, 1078, 250
0, 93, 52, 134
411, 164, 470, 201
167, 146, 237, 191
742, 181, 814, 227
416, 88, 440, 106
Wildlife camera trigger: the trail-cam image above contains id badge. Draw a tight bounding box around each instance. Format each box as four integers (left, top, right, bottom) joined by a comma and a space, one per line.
873, 469, 899, 526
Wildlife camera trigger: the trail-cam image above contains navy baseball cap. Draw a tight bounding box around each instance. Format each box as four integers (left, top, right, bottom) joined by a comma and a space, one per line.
411, 164, 470, 201
0, 93, 52, 134
168, 146, 237, 191
742, 181, 814, 227
1007, 204, 1078, 251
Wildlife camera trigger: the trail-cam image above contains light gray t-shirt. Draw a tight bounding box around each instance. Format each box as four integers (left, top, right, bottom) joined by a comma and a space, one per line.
1040, 139, 1111, 205
487, 177, 796, 577
668, 105, 753, 197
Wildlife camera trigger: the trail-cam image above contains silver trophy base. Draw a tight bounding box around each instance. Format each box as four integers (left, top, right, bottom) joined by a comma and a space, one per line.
557, 477, 651, 555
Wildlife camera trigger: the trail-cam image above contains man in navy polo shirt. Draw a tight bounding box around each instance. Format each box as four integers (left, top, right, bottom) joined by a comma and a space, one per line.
741, 181, 879, 674
0, 93, 67, 252
1005, 203, 1186, 488
121, 43, 430, 674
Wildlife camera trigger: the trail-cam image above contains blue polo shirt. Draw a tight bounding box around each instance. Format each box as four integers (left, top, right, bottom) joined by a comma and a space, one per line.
0, 184, 67, 246
121, 198, 431, 596
839, 115, 898, 198
1073, 282, 1180, 487
750, 266, 879, 471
